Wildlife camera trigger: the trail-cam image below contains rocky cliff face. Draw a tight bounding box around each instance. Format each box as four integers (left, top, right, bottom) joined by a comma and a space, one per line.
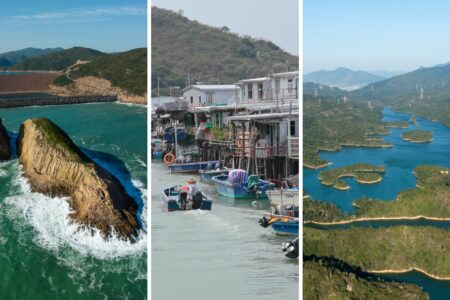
50, 76, 147, 105
17, 118, 139, 240
0, 118, 11, 160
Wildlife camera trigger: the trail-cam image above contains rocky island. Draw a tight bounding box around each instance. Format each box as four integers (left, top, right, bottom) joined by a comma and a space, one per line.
17, 118, 140, 240
402, 130, 433, 143
0, 118, 11, 160
318, 163, 385, 190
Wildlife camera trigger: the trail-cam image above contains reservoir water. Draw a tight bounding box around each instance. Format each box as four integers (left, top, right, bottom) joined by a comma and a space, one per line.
304, 107, 450, 299
151, 162, 298, 300
0, 102, 147, 298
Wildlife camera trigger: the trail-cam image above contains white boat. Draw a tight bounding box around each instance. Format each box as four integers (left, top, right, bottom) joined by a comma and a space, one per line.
267, 188, 299, 206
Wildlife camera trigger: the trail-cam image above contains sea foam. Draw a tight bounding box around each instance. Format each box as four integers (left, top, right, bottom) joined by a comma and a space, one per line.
5, 163, 147, 260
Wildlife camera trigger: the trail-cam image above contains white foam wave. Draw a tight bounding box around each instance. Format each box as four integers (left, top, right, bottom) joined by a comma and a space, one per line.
5, 165, 147, 260
133, 154, 147, 168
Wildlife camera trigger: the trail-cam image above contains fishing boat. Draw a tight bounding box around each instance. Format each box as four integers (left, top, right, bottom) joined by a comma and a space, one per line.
151, 139, 165, 160
199, 167, 229, 184
211, 169, 273, 199
282, 237, 299, 259
162, 126, 186, 143
162, 185, 213, 211
267, 187, 299, 206
168, 160, 221, 173
271, 219, 299, 236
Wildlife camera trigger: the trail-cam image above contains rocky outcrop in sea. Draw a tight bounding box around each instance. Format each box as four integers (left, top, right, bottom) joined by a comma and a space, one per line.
17, 118, 140, 240
0, 118, 11, 160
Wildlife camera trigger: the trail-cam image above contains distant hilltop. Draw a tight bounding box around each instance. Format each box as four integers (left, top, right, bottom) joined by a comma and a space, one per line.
304, 67, 384, 91
151, 7, 298, 96
0, 47, 147, 104
0, 47, 63, 68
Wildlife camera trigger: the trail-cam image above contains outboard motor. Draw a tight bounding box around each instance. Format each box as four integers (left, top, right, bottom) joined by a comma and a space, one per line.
179, 191, 188, 210
282, 238, 299, 259
258, 216, 271, 228
191, 191, 203, 210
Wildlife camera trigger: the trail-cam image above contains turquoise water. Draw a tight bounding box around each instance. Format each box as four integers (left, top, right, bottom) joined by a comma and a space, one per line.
304, 107, 450, 299
151, 162, 298, 300
0, 102, 147, 299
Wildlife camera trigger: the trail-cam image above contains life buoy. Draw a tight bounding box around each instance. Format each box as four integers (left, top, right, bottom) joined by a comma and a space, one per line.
163, 152, 176, 165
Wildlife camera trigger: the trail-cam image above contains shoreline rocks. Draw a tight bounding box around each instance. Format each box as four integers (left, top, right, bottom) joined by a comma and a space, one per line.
50, 76, 147, 105
17, 118, 140, 240
0, 118, 11, 160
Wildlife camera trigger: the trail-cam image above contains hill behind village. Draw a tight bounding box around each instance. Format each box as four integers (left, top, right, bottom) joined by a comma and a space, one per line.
151, 7, 298, 96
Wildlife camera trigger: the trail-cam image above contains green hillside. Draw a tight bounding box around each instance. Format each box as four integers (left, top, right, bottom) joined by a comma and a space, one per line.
151, 7, 298, 95
11, 47, 104, 71
352, 64, 450, 126
69, 48, 147, 96
303, 95, 389, 168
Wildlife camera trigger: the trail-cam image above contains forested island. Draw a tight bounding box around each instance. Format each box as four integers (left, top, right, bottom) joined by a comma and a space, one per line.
305, 165, 450, 224
304, 226, 450, 279
402, 130, 433, 143
304, 258, 428, 299
303, 95, 391, 168
318, 163, 385, 190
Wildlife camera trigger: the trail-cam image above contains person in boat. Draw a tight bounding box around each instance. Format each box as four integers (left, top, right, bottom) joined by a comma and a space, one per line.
187, 178, 202, 209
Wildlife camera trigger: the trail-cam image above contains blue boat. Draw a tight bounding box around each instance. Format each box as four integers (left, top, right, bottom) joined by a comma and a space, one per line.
211, 172, 273, 199
162, 185, 213, 212
271, 220, 299, 236
199, 168, 229, 184
162, 127, 186, 143
168, 160, 220, 174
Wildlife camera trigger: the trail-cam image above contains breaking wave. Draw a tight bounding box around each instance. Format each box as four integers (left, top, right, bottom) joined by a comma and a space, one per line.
5, 163, 147, 260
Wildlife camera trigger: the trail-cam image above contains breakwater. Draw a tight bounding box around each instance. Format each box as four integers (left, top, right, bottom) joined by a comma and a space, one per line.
0, 95, 117, 108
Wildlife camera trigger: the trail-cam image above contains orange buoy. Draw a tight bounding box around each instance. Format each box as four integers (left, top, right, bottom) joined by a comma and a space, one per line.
163, 152, 176, 165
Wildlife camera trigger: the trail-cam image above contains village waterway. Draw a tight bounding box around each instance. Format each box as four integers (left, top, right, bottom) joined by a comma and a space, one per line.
151, 162, 299, 300
0, 102, 147, 298
304, 107, 450, 299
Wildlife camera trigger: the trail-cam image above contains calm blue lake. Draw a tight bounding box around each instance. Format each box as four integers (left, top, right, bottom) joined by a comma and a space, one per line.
304, 107, 450, 299
304, 107, 450, 213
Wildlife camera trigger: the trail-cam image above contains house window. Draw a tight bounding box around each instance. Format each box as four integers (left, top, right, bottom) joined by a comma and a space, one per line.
288, 79, 293, 94
247, 84, 253, 99
290, 120, 296, 136
258, 83, 263, 99
190, 96, 193, 104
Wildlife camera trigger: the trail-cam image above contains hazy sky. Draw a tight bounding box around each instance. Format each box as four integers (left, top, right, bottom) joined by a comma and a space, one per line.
304, 0, 450, 73
0, 0, 147, 53
152, 0, 299, 56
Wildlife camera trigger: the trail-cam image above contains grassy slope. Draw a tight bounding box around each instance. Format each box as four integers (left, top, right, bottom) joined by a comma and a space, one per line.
304, 259, 428, 300
151, 7, 298, 95
70, 48, 147, 96
303, 95, 390, 167
304, 226, 450, 278
11, 47, 104, 71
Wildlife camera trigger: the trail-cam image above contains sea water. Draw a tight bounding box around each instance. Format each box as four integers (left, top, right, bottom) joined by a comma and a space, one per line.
0, 102, 147, 299
151, 162, 299, 300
